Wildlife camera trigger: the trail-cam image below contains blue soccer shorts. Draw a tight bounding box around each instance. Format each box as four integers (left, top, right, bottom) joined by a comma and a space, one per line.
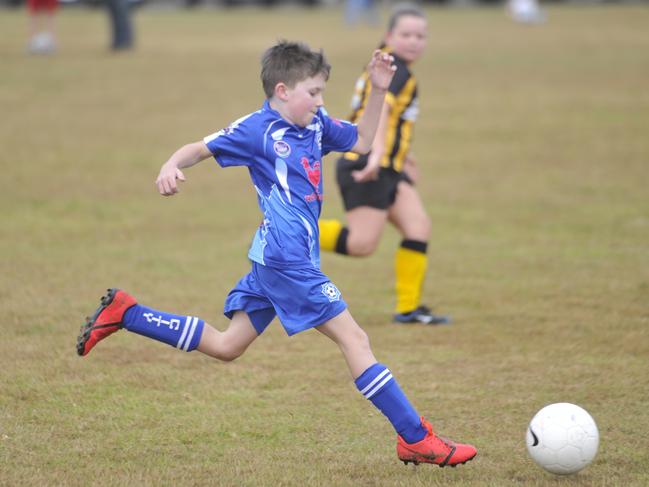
223, 262, 347, 336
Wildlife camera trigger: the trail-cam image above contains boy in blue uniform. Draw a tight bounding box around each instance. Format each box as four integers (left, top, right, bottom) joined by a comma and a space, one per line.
77, 41, 476, 467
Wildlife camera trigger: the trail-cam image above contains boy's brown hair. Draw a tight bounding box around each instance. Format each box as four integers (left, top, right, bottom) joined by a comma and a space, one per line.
261, 41, 331, 99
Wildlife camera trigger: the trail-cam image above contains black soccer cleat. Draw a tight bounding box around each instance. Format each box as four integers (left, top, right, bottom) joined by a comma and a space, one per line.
393, 305, 451, 325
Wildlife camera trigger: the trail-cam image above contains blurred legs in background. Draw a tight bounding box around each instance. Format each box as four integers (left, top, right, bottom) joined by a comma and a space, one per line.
345, 0, 379, 26
27, 0, 58, 54
107, 0, 134, 50
507, 0, 545, 24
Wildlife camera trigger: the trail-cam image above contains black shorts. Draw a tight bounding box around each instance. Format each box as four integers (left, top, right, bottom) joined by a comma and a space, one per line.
336, 155, 412, 211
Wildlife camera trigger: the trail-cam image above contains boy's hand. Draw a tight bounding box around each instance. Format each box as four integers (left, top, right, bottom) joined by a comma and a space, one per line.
156, 163, 186, 196
154, 142, 211, 195
367, 50, 396, 92
344, 54, 395, 155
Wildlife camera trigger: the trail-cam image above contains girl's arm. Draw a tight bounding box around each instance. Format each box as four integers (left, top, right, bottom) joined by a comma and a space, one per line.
351, 101, 390, 182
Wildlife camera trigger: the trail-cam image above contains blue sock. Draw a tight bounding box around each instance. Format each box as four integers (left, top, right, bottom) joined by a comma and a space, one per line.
122, 304, 204, 352
355, 363, 427, 444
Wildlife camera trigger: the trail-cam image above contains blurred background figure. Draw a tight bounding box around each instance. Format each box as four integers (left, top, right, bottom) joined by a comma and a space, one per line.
321, 3, 451, 325
507, 0, 545, 24
27, 0, 58, 54
345, 0, 379, 26
107, 0, 134, 50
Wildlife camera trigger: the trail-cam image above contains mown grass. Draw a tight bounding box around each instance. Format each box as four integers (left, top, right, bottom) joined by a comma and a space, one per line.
1, 4, 648, 486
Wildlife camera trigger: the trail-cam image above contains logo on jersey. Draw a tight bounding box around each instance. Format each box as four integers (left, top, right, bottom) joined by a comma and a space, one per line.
273, 140, 291, 158
321, 282, 341, 302
301, 157, 321, 187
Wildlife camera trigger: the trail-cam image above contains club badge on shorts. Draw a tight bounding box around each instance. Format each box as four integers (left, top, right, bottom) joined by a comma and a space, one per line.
321, 282, 341, 302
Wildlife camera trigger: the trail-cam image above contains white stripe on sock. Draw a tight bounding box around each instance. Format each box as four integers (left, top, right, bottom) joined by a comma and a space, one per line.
177, 316, 192, 349
182, 317, 198, 352
360, 368, 390, 396
365, 373, 393, 399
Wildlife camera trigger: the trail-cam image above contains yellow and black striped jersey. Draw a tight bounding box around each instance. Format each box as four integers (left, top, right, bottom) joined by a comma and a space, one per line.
343, 50, 419, 173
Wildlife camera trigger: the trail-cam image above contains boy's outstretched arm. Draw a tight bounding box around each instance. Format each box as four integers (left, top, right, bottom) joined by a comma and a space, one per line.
350, 50, 396, 155
156, 141, 212, 196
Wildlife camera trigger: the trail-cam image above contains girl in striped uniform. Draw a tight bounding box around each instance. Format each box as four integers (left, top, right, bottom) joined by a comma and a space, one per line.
320, 3, 449, 325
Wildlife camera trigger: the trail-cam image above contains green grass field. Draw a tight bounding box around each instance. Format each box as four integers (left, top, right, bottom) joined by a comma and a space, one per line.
1, 4, 648, 485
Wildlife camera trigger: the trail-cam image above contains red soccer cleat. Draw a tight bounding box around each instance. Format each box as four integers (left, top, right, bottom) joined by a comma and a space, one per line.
76, 288, 137, 357
397, 417, 477, 467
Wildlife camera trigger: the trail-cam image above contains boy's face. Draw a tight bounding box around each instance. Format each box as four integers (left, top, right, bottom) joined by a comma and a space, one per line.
386, 15, 427, 64
282, 73, 327, 127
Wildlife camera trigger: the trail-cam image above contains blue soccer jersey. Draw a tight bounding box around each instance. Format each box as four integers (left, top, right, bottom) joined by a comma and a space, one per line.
204, 100, 358, 269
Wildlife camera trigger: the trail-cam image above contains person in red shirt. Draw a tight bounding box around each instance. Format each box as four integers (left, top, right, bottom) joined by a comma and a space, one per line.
27, 0, 58, 54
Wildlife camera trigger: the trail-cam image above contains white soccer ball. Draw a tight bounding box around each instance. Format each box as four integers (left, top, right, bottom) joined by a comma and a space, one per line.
526, 402, 599, 475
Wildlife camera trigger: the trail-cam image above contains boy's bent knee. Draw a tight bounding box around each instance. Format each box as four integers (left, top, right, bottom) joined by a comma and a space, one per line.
204, 338, 248, 362
216, 337, 248, 362
217, 348, 244, 362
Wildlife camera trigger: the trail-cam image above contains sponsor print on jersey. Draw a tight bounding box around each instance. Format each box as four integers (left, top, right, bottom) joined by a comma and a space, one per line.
301, 157, 323, 203
301, 157, 321, 187
321, 282, 341, 302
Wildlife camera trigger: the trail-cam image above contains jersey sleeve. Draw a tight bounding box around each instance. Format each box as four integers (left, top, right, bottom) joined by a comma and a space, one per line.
385, 60, 411, 106
203, 112, 258, 167
319, 108, 358, 155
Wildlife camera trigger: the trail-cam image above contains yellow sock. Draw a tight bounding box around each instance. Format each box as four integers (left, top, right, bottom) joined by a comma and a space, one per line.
395, 246, 428, 314
319, 219, 343, 252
